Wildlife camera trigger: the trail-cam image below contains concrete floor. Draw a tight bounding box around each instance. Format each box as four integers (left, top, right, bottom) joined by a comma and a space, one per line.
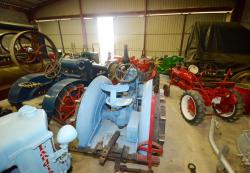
1, 75, 249, 173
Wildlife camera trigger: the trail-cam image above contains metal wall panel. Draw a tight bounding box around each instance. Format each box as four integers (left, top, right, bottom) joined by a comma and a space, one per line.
114, 17, 144, 57
38, 21, 62, 50
146, 15, 183, 57
36, 0, 230, 57
36, 0, 79, 18
146, 15, 183, 34
60, 19, 83, 52
85, 18, 99, 51
83, 0, 144, 14
0, 8, 29, 24
36, 0, 144, 18
38, 21, 59, 34
148, 0, 234, 10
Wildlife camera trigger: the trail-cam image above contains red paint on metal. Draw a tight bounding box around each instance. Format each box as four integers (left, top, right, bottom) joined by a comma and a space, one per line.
187, 98, 196, 116
170, 67, 239, 114
234, 84, 250, 114
39, 144, 54, 173
137, 94, 163, 169
56, 84, 84, 124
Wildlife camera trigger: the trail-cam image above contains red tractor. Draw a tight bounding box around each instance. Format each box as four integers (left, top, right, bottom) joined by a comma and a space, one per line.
107, 45, 159, 92
167, 65, 244, 125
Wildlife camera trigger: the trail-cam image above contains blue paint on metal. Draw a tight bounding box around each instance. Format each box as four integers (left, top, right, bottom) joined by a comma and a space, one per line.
8, 58, 108, 106
42, 78, 84, 117
8, 73, 55, 104
127, 111, 140, 143
101, 84, 132, 108
138, 80, 152, 143
0, 106, 75, 173
76, 70, 153, 155
76, 76, 112, 147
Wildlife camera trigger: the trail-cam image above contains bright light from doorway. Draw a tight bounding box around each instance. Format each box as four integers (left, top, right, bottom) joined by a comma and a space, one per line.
97, 17, 114, 64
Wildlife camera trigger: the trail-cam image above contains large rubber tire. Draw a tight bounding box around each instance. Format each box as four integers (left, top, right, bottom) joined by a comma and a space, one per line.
180, 91, 205, 125
231, 70, 250, 83
213, 90, 244, 122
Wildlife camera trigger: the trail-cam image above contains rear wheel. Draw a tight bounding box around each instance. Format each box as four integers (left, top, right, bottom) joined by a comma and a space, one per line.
180, 91, 205, 125
213, 90, 244, 122
53, 83, 85, 125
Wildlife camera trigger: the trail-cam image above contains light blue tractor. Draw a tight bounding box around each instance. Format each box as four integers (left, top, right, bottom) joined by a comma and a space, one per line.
0, 105, 77, 173
75, 63, 166, 172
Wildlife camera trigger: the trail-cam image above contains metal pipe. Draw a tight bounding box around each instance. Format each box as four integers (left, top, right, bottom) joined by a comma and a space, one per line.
143, 0, 148, 56
209, 117, 236, 173
57, 20, 65, 54
35, 6, 233, 22
179, 14, 187, 56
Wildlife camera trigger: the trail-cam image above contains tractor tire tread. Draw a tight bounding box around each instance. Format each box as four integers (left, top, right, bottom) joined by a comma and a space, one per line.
180, 90, 205, 125
220, 90, 244, 122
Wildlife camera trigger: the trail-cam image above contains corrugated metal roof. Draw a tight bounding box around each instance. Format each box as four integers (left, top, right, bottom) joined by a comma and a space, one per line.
0, 0, 49, 9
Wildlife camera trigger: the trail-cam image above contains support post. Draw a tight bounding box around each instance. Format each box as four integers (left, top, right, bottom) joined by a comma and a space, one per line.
179, 14, 187, 56
231, 0, 246, 22
57, 20, 65, 54
143, 0, 148, 57
79, 0, 88, 51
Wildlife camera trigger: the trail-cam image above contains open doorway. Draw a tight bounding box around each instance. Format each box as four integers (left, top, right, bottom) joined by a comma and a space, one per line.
97, 17, 114, 64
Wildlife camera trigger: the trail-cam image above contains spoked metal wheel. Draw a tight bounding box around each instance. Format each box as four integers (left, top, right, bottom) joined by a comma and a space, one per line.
54, 84, 85, 125
180, 91, 205, 125
213, 90, 243, 122
0, 32, 17, 53
44, 61, 61, 79
9, 30, 58, 73
115, 63, 138, 83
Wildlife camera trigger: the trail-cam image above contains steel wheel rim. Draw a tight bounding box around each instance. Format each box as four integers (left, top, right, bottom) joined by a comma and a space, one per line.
181, 95, 197, 120
9, 30, 58, 73
55, 84, 84, 124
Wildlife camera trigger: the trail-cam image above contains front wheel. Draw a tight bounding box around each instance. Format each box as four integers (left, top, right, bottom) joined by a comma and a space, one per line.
180, 91, 205, 125
213, 90, 244, 122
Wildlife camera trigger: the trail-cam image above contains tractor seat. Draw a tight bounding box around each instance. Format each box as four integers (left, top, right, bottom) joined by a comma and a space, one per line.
101, 84, 132, 108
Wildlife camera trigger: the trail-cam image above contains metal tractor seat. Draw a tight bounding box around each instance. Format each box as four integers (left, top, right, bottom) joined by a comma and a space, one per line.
101, 83, 133, 108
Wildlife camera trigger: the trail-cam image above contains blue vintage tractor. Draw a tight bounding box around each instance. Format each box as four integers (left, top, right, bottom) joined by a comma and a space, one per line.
74, 63, 166, 172
0, 105, 76, 173
8, 57, 108, 124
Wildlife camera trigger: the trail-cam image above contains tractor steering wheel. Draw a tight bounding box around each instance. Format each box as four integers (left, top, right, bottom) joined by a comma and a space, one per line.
115, 63, 138, 83
44, 61, 61, 79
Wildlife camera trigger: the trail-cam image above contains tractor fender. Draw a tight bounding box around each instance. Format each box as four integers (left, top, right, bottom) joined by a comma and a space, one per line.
42, 78, 84, 117
76, 76, 112, 147
8, 73, 53, 104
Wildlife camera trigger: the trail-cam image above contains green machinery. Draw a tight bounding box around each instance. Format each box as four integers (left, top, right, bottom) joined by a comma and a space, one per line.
157, 55, 184, 74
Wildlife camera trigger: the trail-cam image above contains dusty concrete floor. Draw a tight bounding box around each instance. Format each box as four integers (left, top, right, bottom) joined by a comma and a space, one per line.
1, 75, 249, 173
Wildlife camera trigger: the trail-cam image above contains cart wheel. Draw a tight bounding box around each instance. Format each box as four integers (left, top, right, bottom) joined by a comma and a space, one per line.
180, 91, 205, 125
53, 83, 85, 125
213, 90, 244, 122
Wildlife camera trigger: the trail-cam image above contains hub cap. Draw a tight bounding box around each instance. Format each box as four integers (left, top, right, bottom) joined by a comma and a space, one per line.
181, 95, 197, 120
